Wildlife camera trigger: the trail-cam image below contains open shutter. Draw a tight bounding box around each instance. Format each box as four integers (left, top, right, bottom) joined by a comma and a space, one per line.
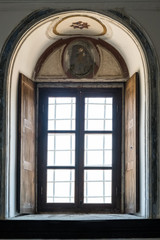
18, 73, 36, 213
125, 72, 139, 213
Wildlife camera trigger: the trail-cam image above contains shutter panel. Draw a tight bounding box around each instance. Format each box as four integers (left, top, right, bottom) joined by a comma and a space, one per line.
125, 72, 139, 213
18, 73, 36, 213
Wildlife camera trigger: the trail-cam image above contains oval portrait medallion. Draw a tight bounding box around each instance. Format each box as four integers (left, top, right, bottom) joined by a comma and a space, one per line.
63, 39, 100, 78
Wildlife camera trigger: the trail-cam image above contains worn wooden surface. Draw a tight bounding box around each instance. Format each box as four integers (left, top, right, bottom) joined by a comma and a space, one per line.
19, 74, 36, 213
125, 73, 139, 213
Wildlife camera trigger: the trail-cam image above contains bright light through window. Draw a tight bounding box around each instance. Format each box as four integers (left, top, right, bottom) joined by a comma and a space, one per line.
47, 97, 76, 203
46, 96, 113, 204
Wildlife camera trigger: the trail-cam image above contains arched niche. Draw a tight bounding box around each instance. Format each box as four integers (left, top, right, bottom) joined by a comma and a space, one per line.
0, 9, 159, 219
34, 37, 129, 81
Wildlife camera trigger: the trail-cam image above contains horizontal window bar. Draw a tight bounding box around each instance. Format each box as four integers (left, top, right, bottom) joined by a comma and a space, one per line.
47, 196, 75, 198
84, 103, 112, 105
48, 118, 76, 120
84, 131, 113, 134
83, 196, 112, 198
48, 103, 75, 105
84, 180, 111, 183
47, 130, 76, 134
84, 149, 112, 151
84, 166, 112, 170
47, 166, 75, 169
48, 150, 75, 152
48, 181, 75, 184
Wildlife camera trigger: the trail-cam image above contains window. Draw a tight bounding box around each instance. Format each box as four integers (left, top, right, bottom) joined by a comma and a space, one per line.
37, 88, 122, 212
18, 39, 138, 215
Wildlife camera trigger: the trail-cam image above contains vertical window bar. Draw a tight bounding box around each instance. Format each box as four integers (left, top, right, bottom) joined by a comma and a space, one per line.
86, 98, 89, 130
53, 137, 56, 166
53, 98, 56, 167
69, 169, 72, 203
70, 98, 73, 130
53, 99, 56, 201
77, 91, 85, 205
85, 171, 88, 203
70, 135, 72, 166
103, 98, 107, 203
54, 98, 56, 130
85, 98, 89, 203
103, 137, 106, 203
86, 135, 88, 166
75, 94, 79, 205
85, 98, 89, 166
53, 170, 55, 202
104, 98, 106, 130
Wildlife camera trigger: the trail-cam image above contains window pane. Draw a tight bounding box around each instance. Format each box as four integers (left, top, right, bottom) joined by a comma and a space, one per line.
84, 170, 112, 204
84, 134, 112, 166
84, 150, 112, 167
47, 169, 75, 203
85, 97, 113, 131
47, 133, 75, 166
48, 97, 76, 130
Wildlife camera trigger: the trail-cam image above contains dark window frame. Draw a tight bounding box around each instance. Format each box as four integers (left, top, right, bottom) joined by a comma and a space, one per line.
37, 87, 122, 213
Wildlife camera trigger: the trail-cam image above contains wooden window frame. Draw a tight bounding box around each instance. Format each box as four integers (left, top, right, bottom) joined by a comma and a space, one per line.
37, 87, 122, 213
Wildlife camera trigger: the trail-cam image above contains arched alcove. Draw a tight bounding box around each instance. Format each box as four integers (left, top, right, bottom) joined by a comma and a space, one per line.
0, 9, 159, 219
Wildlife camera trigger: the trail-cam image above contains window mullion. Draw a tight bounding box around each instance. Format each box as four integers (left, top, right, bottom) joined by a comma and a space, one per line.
76, 90, 85, 206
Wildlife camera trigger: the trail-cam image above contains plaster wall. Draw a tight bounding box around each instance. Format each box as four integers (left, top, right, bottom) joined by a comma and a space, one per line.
0, 1, 160, 63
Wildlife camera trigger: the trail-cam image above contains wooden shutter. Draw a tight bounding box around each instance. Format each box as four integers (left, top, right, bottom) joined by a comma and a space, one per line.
18, 73, 36, 213
125, 72, 139, 213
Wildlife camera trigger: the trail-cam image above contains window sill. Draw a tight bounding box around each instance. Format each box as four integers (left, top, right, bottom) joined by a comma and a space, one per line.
12, 213, 143, 221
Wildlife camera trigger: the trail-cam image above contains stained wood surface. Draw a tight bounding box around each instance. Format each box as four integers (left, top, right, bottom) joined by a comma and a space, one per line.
125, 72, 139, 213
19, 74, 35, 213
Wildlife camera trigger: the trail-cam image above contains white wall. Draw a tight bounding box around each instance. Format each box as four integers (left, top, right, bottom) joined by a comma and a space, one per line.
0, 0, 160, 62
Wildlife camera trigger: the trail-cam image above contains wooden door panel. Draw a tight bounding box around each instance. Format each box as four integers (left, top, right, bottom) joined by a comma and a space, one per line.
125, 72, 139, 213
19, 73, 35, 213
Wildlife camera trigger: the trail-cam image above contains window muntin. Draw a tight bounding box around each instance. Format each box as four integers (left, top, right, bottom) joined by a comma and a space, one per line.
85, 97, 113, 131
38, 88, 121, 212
48, 97, 76, 131
84, 134, 112, 167
47, 97, 76, 203
84, 96, 113, 204
47, 133, 75, 166
47, 169, 75, 203
84, 170, 112, 203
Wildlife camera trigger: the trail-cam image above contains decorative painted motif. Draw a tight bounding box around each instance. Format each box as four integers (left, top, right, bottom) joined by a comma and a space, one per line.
70, 21, 90, 30
49, 15, 107, 36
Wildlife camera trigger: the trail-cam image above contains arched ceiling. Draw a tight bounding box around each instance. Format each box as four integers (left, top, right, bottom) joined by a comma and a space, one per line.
34, 37, 129, 81
10, 10, 146, 83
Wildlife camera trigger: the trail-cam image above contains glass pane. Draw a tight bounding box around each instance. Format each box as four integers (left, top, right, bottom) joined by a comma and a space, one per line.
84, 170, 112, 204
84, 150, 112, 167
85, 120, 104, 131
84, 134, 112, 166
47, 133, 75, 166
85, 97, 113, 131
47, 169, 75, 203
48, 97, 76, 130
